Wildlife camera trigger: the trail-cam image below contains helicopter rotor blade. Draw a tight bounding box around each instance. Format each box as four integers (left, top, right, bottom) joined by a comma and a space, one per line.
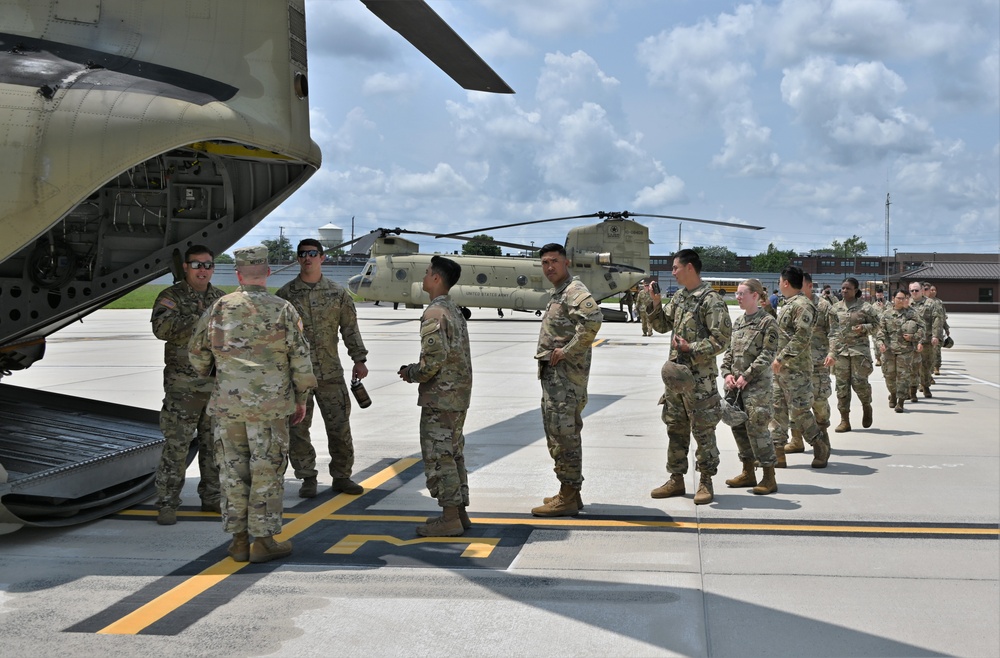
361, 0, 513, 94
436, 213, 603, 238
441, 234, 535, 252
626, 213, 765, 230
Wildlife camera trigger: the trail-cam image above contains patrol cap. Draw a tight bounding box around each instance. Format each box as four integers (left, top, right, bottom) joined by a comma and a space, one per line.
234, 245, 268, 266
720, 389, 748, 427
943, 335, 955, 349
661, 360, 694, 394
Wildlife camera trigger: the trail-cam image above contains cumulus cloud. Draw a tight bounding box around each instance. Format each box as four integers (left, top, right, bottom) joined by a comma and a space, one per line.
389, 163, 474, 197
361, 72, 418, 96
479, 0, 615, 37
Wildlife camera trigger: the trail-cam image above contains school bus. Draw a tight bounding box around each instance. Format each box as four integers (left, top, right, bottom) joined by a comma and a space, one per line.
702, 277, 741, 296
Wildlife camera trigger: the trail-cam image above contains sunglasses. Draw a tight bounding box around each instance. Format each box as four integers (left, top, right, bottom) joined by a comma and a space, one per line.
187, 261, 214, 269
297, 250, 321, 258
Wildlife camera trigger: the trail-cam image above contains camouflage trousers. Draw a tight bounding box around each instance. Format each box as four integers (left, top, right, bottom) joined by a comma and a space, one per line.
215, 419, 290, 537
833, 354, 873, 413
661, 368, 721, 476
288, 378, 354, 480
638, 308, 650, 335
773, 365, 821, 446
419, 407, 469, 508
155, 390, 219, 510
934, 342, 942, 369
729, 379, 776, 467
917, 344, 935, 389
811, 363, 832, 428
883, 350, 917, 401
540, 363, 588, 488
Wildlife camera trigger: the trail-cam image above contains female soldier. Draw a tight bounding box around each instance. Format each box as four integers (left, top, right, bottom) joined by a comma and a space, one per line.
720, 278, 780, 494
825, 277, 881, 432
876, 290, 925, 412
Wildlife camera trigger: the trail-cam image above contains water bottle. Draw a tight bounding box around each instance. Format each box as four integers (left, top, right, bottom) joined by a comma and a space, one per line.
350, 378, 372, 409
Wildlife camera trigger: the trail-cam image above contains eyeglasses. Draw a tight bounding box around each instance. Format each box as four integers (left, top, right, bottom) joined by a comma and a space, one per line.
187, 261, 214, 269
297, 250, 321, 258
909, 288, 920, 292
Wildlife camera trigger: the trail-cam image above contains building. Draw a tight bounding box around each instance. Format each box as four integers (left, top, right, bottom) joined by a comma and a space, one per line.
894, 262, 1000, 313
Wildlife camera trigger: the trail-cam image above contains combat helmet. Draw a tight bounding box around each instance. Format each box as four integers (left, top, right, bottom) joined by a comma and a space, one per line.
661, 360, 694, 394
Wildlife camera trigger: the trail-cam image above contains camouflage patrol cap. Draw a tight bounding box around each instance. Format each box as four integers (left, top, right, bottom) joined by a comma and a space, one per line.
902, 319, 919, 338
720, 389, 749, 427
234, 244, 268, 266
661, 360, 694, 394
943, 335, 954, 349
849, 310, 865, 326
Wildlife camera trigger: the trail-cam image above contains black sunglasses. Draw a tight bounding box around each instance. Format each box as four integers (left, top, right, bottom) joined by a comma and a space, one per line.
297, 250, 321, 258
187, 261, 214, 270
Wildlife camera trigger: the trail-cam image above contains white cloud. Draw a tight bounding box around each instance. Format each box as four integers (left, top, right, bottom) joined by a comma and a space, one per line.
389, 163, 474, 197
361, 72, 418, 96
479, 0, 614, 37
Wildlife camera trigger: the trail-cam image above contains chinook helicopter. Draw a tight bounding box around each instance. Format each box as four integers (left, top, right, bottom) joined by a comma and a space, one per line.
345, 211, 764, 319
0, 0, 511, 532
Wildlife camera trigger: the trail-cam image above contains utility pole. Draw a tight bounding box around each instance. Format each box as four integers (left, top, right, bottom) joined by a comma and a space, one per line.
677, 224, 682, 252
351, 215, 355, 243
884, 193, 891, 289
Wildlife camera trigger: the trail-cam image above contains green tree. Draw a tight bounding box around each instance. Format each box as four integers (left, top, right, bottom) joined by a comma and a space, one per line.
751, 243, 797, 272
693, 245, 739, 271
214, 252, 234, 264
461, 234, 502, 257
813, 235, 869, 257
260, 235, 294, 263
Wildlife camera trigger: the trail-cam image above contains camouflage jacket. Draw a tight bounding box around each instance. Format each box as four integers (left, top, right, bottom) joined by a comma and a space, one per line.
276, 276, 367, 382
151, 280, 224, 392
810, 295, 834, 365
829, 297, 879, 358
775, 292, 816, 370
404, 295, 472, 411
189, 285, 317, 422
649, 281, 732, 376
536, 276, 602, 385
876, 306, 925, 354
720, 308, 779, 385
634, 286, 651, 315
910, 297, 944, 343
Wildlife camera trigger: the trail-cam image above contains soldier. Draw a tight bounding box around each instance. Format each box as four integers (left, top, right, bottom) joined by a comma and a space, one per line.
277, 239, 369, 498
720, 279, 780, 495
150, 245, 225, 526
398, 256, 473, 537
908, 282, 943, 399
925, 284, 949, 375
620, 287, 636, 322
531, 243, 602, 517
872, 290, 887, 366
646, 249, 732, 505
876, 290, 924, 412
189, 245, 317, 564
772, 266, 830, 468
825, 277, 880, 433
635, 281, 652, 336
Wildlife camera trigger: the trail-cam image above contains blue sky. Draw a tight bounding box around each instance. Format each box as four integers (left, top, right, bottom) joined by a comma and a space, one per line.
242, 0, 999, 257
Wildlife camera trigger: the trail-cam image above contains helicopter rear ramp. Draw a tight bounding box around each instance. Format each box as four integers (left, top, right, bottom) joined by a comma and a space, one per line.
0, 384, 163, 534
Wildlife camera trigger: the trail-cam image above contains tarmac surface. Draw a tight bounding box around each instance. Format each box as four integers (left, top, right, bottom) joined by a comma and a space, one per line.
0, 303, 997, 657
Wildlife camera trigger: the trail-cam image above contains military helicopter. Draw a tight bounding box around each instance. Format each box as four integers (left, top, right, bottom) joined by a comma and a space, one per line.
0, 0, 511, 531
344, 211, 764, 319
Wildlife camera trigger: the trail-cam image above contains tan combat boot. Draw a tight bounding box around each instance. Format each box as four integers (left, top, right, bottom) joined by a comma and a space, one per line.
650, 473, 685, 499
862, 403, 873, 428
531, 485, 581, 517
725, 459, 757, 488
784, 430, 805, 454
888, 393, 897, 408
909, 387, 918, 402
895, 399, 904, 413
923, 386, 932, 398
249, 536, 293, 563
416, 506, 465, 537
693, 474, 714, 505
298, 477, 317, 498
331, 478, 364, 495
200, 499, 222, 514
544, 490, 584, 509
774, 443, 787, 468
458, 506, 472, 531
228, 531, 250, 562
811, 434, 831, 469
156, 507, 177, 526
834, 412, 851, 433
752, 466, 777, 495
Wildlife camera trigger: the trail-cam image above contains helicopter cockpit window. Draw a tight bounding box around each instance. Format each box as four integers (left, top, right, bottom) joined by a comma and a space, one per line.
476, 273, 488, 284
364, 263, 375, 277
516, 275, 527, 286
395, 269, 407, 281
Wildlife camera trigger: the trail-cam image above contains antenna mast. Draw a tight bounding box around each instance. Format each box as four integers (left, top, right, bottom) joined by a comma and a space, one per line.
884, 193, 891, 289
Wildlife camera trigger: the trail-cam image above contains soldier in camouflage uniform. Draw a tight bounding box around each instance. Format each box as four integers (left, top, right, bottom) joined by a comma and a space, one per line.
277, 239, 368, 499
908, 282, 943, 399
925, 284, 949, 374
150, 245, 225, 526
190, 245, 317, 564
646, 249, 732, 505
871, 290, 887, 366
825, 277, 880, 433
876, 290, 924, 412
398, 256, 473, 537
635, 282, 652, 336
531, 243, 602, 517
772, 266, 830, 469
720, 279, 779, 495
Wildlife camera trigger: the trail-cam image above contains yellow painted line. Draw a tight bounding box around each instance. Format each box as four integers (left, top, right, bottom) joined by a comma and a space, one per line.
326, 534, 500, 559
592, 338, 608, 347
97, 457, 420, 635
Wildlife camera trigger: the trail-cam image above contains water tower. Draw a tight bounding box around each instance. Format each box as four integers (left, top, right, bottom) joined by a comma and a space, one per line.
318, 223, 344, 251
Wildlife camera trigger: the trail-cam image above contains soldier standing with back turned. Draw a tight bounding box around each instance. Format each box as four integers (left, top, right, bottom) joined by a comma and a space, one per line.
151, 244, 224, 525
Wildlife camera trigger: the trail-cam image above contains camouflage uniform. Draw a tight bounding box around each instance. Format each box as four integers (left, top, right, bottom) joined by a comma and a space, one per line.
910, 297, 944, 391
403, 295, 472, 508
648, 282, 732, 476
809, 295, 835, 429
536, 276, 602, 489
932, 297, 949, 370
276, 276, 367, 481
151, 280, 224, 511
772, 293, 822, 447
189, 284, 317, 537
829, 297, 879, 415
720, 308, 778, 466
876, 306, 924, 403
635, 285, 652, 336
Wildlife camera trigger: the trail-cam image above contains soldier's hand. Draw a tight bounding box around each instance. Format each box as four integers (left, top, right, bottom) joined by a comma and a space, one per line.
645, 282, 661, 306
917, 343, 924, 352
549, 347, 565, 366
353, 361, 369, 380
931, 337, 939, 346
852, 324, 865, 334
736, 375, 748, 389
291, 403, 307, 426
823, 355, 835, 367
672, 335, 691, 352
771, 359, 782, 374
397, 366, 411, 382
879, 344, 887, 353
724, 375, 737, 390
903, 333, 912, 342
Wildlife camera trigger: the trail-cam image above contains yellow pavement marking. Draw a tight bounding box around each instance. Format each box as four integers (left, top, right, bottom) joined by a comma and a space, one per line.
97, 457, 420, 635
326, 534, 500, 559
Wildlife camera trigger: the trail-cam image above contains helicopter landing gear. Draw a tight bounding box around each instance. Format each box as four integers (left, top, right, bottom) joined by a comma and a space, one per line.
535, 310, 542, 317
461, 307, 471, 320
497, 308, 504, 318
